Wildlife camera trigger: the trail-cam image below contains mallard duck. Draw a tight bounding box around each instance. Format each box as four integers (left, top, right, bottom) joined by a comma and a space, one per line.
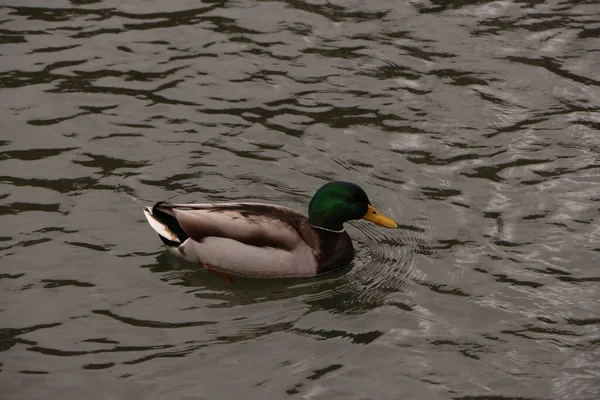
143, 181, 398, 278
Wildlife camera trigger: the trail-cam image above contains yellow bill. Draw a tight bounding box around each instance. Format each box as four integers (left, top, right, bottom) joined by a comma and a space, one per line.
362, 204, 398, 228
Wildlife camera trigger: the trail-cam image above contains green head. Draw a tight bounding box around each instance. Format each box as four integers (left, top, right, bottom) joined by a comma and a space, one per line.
308, 181, 398, 231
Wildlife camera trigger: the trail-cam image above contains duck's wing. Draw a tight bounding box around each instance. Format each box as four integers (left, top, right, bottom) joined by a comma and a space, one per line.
153, 202, 319, 252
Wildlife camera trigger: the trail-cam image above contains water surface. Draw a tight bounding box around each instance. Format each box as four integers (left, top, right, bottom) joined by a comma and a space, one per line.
1, 0, 599, 399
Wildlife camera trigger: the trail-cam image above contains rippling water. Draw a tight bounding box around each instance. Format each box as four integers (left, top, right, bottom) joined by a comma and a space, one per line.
1, 0, 599, 399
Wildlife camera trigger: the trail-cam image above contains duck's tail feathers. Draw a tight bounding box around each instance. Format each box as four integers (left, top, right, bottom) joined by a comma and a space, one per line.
143, 202, 188, 246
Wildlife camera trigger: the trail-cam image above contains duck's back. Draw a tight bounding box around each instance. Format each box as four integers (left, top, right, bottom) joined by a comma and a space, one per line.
146, 202, 324, 277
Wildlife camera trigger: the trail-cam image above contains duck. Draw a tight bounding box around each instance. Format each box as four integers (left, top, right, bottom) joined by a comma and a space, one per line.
143, 181, 398, 278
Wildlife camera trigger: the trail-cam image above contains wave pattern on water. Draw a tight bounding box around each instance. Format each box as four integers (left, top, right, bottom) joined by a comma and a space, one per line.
1, 0, 599, 399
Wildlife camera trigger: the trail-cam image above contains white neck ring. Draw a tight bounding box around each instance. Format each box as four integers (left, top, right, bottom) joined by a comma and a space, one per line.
312, 225, 345, 233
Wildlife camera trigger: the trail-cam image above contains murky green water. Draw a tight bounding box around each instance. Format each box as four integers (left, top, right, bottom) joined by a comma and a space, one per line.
1, 0, 599, 399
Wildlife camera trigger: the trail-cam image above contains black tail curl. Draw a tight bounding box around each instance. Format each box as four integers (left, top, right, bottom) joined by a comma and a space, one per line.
151, 202, 189, 246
